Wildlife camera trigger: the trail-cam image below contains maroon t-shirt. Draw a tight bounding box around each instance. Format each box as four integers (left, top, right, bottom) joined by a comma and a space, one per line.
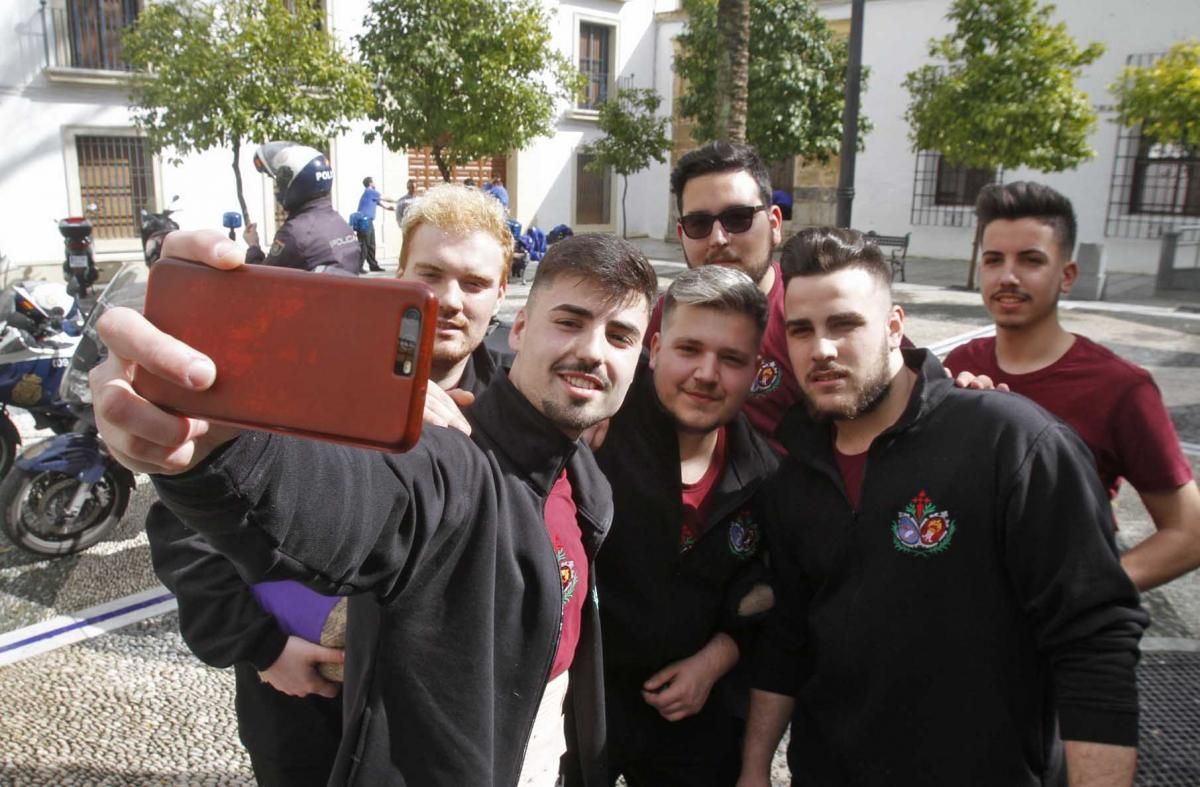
834, 446, 868, 510
944, 335, 1193, 499
647, 262, 802, 450
680, 426, 729, 552
544, 471, 588, 680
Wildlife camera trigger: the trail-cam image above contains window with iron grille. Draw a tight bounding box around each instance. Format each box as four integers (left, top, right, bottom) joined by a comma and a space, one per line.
1104, 52, 1199, 239
578, 23, 613, 111
911, 151, 1000, 227
63, 0, 141, 71
76, 135, 156, 240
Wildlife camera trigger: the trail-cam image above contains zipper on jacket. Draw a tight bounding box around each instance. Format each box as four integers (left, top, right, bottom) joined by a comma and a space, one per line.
511, 487, 567, 787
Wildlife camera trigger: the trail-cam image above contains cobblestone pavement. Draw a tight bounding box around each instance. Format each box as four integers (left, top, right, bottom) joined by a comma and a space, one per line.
1, 242, 1197, 785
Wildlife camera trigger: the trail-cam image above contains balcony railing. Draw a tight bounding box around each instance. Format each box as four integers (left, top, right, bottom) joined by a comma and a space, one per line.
41, 0, 140, 73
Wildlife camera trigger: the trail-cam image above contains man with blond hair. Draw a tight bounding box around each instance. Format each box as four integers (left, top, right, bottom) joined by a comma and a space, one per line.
146, 184, 513, 786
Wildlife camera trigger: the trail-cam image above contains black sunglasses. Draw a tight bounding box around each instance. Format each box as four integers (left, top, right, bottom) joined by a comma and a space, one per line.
678, 204, 769, 239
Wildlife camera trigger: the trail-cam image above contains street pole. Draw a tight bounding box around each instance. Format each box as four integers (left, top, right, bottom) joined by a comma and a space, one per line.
835, 0, 866, 229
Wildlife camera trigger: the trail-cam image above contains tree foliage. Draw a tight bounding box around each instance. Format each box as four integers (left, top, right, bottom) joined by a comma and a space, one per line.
904, 0, 1104, 172
124, 0, 373, 223
583, 88, 672, 237
358, 0, 585, 182
676, 0, 868, 164
1112, 40, 1200, 150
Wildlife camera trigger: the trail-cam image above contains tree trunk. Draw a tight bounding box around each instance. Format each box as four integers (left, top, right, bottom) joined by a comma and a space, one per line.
621, 174, 629, 239
966, 222, 981, 290
433, 145, 452, 182
715, 0, 750, 143
232, 137, 250, 227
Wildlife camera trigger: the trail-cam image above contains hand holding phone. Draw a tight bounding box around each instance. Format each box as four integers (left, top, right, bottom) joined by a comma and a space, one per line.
133, 258, 437, 452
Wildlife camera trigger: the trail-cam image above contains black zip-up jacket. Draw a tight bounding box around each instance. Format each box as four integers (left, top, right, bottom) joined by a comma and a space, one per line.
754, 349, 1148, 786
245, 195, 360, 274
596, 358, 779, 677
153, 372, 610, 787
148, 345, 501, 672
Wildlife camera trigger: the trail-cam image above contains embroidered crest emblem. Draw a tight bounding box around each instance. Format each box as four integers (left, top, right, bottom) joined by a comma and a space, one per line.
11, 373, 43, 406
892, 490, 955, 556
728, 511, 761, 558
269, 238, 286, 257
751, 357, 781, 396
555, 541, 578, 609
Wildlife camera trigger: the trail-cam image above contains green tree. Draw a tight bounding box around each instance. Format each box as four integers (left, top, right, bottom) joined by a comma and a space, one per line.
124, 0, 373, 225
904, 0, 1103, 287
676, 0, 868, 164
1112, 40, 1200, 150
583, 87, 672, 238
358, 0, 585, 183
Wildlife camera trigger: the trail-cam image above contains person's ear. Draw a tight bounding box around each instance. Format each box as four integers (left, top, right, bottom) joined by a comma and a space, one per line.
648, 331, 661, 370
1060, 261, 1078, 294
888, 303, 905, 350
509, 308, 527, 352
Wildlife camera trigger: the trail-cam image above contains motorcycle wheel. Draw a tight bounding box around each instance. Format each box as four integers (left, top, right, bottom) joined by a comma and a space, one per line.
0, 417, 19, 480
0, 460, 131, 556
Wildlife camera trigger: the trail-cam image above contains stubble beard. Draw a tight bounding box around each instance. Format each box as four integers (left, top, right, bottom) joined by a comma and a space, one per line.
802, 338, 894, 422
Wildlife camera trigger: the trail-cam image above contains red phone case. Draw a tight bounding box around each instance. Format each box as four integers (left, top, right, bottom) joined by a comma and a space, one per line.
134, 258, 437, 452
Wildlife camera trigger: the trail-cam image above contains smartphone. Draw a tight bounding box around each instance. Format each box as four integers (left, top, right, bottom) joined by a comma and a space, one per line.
134, 257, 437, 452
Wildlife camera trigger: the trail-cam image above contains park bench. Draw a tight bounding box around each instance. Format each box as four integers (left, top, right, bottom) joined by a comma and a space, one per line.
865, 231, 911, 282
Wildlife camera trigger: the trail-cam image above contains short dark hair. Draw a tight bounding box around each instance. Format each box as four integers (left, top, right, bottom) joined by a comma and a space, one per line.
975, 181, 1077, 259
662, 266, 768, 338
779, 227, 891, 292
363, 176, 373, 188
670, 141, 772, 215
530, 233, 658, 315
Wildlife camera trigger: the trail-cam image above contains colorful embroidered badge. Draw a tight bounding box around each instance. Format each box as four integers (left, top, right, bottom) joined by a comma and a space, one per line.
751, 357, 782, 396
728, 511, 761, 558
555, 540, 578, 609
891, 489, 955, 556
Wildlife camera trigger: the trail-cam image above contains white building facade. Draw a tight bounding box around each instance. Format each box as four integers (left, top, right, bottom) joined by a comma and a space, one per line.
816, 0, 1200, 274
0, 0, 680, 281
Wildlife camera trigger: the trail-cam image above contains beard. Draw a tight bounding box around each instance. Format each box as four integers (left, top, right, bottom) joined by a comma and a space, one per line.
539, 360, 615, 433
684, 242, 773, 285
801, 338, 894, 422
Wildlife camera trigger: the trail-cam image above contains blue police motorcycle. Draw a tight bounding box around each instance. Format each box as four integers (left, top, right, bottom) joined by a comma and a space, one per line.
0, 281, 84, 479
0, 264, 143, 556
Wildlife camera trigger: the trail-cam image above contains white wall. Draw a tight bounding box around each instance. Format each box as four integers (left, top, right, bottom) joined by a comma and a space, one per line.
512, 0, 669, 238
818, 0, 1200, 273
0, 0, 388, 278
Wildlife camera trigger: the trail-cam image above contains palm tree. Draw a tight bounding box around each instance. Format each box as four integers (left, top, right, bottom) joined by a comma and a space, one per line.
714, 0, 750, 142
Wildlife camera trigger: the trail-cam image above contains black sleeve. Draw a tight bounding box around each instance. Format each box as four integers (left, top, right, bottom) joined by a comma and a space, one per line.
750, 473, 811, 697
1001, 422, 1148, 746
245, 245, 266, 265
152, 428, 484, 603
146, 502, 287, 670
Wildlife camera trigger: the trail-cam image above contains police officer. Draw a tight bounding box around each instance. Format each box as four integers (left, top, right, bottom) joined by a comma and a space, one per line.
243, 141, 360, 275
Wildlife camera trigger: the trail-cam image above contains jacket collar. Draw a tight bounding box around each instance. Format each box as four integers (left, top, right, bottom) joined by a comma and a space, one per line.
468, 371, 582, 498
628, 355, 778, 489
777, 347, 952, 462
457, 343, 500, 396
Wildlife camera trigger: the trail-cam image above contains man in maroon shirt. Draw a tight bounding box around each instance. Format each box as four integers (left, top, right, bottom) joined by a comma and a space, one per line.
944, 181, 1200, 590
648, 141, 800, 447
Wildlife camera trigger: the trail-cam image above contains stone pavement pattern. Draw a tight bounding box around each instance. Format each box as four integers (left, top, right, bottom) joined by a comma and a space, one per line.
1, 240, 1198, 785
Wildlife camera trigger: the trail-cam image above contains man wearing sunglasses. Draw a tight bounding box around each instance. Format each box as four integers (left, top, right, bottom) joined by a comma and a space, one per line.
646, 141, 801, 447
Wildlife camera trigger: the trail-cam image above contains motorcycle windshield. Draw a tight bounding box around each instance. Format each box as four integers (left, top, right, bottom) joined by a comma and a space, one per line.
58, 262, 148, 405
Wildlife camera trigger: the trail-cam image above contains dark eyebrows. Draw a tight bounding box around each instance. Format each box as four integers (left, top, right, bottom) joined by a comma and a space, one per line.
550, 303, 640, 337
